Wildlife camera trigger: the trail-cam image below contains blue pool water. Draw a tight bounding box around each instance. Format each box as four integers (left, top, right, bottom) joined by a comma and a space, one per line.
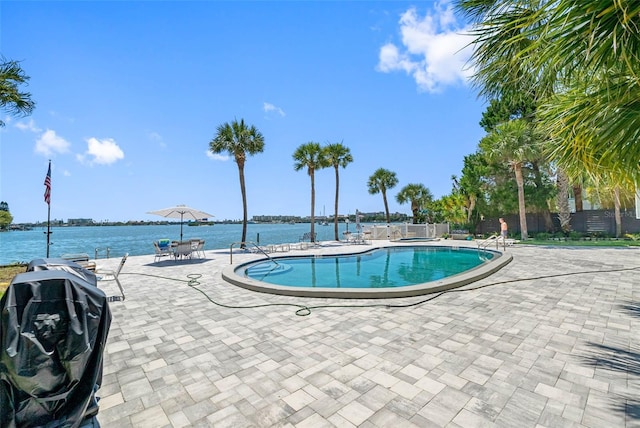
243, 246, 492, 289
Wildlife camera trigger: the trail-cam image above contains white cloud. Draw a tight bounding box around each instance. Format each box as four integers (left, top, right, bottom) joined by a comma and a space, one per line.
149, 131, 166, 148
263, 102, 286, 117
206, 150, 229, 161
377, 2, 474, 93
77, 137, 124, 165
35, 129, 71, 157
15, 118, 42, 133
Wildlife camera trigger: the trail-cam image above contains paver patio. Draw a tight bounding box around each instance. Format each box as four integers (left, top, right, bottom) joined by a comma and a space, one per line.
95, 241, 639, 427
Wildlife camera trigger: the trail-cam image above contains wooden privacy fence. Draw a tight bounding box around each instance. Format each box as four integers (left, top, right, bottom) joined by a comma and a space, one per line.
476, 209, 640, 236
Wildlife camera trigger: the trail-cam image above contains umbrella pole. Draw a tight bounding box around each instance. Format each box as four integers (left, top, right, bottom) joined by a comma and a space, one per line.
180, 213, 184, 241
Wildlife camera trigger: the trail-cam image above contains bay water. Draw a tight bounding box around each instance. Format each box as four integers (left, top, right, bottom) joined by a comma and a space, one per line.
0, 222, 356, 265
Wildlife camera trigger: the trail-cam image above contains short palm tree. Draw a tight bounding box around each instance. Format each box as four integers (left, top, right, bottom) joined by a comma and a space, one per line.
584, 172, 636, 238
437, 193, 468, 226
0, 56, 35, 127
209, 119, 264, 248
323, 142, 353, 241
367, 168, 398, 224
396, 183, 433, 224
480, 119, 538, 240
293, 142, 326, 243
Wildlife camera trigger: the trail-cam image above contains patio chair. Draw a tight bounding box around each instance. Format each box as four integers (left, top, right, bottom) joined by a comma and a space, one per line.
299, 232, 317, 242
190, 239, 205, 258
95, 253, 127, 301
173, 242, 192, 260
153, 241, 172, 262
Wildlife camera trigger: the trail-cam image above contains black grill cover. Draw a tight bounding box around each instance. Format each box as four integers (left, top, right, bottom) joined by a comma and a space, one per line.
27, 258, 97, 287
0, 269, 111, 428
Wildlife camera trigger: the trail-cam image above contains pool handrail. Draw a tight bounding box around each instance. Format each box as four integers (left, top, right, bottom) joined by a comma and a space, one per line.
477, 234, 505, 251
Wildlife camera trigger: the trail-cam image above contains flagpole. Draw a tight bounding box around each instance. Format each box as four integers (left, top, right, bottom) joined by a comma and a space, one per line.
44, 160, 52, 257
46, 201, 51, 257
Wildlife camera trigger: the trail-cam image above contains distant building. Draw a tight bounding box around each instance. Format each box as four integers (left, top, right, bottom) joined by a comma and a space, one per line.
252, 215, 301, 223
67, 218, 94, 226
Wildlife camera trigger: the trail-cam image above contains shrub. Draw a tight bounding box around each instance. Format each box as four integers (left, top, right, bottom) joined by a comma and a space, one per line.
535, 232, 551, 240
568, 231, 583, 240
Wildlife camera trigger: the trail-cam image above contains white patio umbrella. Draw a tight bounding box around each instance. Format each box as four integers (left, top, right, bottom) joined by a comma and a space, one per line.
147, 204, 214, 241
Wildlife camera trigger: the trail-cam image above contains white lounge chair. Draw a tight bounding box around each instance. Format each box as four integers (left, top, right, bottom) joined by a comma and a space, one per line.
95, 253, 127, 301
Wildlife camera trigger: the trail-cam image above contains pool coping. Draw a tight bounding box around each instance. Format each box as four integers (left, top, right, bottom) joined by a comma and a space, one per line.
222, 245, 513, 299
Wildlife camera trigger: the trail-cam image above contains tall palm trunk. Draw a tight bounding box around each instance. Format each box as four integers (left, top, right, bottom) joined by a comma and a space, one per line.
467, 194, 476, 224
572, 184, 583, 211
514, 163, 528, 240
237, 160, 248, 248
333, 166, 340, 241
614, 187, 621, 238
310, 171, 316, 243
383, 191, 390, 224
556, 167, 571, 233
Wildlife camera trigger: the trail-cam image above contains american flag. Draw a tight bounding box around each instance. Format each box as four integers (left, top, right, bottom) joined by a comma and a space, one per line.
44, 162, 51, 205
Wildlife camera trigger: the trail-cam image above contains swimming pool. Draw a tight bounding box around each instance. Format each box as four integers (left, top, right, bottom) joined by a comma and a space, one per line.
223, 245, 512, 298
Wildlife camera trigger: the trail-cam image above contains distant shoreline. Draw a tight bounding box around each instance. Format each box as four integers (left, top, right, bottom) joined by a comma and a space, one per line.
5, 213, 411, 231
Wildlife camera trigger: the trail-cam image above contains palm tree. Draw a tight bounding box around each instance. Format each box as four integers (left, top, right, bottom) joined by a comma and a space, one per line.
584, 173, 636, 238
437, 193, 468, 226
323, 142, 353, 241
367, 168, 398, 224
480, 119, 538, 240
453, 152, 490, 228
537, 2, 640, 177
209, 119, 264, 248
540, 72, 640, 182
396, 183, 433, 224
1, 56, 35, 127
293, 142, 326, 243
456, 0, 640, 182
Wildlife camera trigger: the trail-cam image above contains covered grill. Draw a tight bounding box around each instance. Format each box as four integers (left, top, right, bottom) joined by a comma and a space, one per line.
0, 263, 111, 427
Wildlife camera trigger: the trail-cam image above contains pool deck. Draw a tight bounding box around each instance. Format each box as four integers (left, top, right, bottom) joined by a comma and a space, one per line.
95, 240, 640, 427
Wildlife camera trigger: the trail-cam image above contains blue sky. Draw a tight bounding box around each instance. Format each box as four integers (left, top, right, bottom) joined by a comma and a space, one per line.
1, 1, 487, 223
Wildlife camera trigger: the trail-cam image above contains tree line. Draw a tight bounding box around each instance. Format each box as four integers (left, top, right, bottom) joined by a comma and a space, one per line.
450, 0, 640, 238
210, 123, 431, 245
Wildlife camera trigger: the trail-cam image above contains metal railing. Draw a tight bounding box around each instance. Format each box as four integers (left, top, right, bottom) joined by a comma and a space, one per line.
477, 234, 506, 252
94, 247, 111, 259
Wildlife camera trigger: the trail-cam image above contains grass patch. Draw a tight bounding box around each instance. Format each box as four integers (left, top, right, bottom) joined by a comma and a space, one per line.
521, 239, 640, 247
0, 264, 28, 297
